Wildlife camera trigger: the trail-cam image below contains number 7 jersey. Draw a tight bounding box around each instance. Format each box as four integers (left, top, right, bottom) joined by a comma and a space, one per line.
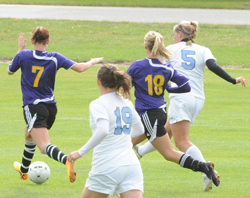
8, 50, 76, 106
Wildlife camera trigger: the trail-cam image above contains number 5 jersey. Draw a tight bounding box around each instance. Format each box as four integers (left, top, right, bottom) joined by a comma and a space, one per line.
166, 41, 215, 100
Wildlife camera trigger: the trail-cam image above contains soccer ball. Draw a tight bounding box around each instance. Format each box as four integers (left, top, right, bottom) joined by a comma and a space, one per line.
28, 161, 50, 184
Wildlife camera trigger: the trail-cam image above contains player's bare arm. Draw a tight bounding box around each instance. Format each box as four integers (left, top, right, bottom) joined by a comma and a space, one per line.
71, 57, 103, 72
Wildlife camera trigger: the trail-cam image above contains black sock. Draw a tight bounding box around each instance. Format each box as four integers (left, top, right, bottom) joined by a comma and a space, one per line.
179, 154, 206, 172
21, 141, 36, 173
44, 143, 67, 164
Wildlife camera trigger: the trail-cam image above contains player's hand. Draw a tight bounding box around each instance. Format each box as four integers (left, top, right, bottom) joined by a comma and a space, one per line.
90, 57, 104, 65
67, 151, 81, 162
18, 33, 26, 52
236, 76, 246, 87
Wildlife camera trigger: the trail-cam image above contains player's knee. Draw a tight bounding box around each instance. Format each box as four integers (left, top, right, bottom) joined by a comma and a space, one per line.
174, 140, 187, 151
37, 145, 46, 154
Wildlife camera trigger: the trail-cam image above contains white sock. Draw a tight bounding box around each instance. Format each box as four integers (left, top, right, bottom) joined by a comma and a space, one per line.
185, 145, 205, 162
186, 145, 206, 177
139, 141, 156, 156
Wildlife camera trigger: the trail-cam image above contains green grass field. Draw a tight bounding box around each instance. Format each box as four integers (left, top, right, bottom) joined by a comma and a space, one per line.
1, 64, 250, 198
0, 2, 250, 197
1, 18, 250, 68
0, 0, 250, 9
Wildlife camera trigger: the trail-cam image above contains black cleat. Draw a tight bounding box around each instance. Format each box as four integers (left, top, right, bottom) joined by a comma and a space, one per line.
202, 162, 220, 187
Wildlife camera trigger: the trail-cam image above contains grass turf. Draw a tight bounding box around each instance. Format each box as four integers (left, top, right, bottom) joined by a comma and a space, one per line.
0, 3, 249, 196
0, 0, 250, 9
1, 19, 250, 68
1, 64, 250, 197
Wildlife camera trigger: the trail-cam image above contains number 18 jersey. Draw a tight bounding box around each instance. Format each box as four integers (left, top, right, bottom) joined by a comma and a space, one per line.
8, 50, 76, 106
127, 58, 189, 115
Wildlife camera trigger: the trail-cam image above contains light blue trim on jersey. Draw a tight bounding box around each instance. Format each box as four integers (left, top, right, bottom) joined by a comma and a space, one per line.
68, 63, 77, 70
179, 79, 191, 87
147, 58, 174, 78
33, 50, 58, 69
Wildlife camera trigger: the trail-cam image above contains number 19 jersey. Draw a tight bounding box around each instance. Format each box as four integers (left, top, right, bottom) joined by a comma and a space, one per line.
89, 92, 141, 172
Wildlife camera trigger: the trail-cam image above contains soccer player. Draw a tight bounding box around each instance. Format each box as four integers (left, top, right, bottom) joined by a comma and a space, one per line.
67, 64, 144, 198
8, 26, 103, 182
127, 30, 220, 189
133, 22, 246, 191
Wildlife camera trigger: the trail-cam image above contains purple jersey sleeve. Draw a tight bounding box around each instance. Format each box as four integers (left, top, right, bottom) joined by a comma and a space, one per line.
167, 65, 191, 93
55, 52, 76, 70
8, 53, 22, 73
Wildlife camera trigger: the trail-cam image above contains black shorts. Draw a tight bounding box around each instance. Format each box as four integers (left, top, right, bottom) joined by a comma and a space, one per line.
141, 108, 167, 142
23, 103, 57, 132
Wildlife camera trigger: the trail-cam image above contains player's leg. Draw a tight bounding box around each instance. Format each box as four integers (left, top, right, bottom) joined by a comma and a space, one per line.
81, 187, 109, 198
30, 126, 76, 183
14, 105, 38, 180
170, 96, 218, 191
143, 108, 220, 187
165, 118, 172, 138
27, 103, 76, 182
171, 120, 194, 152
120, 190, 143, 198
171, 121, 216, 191
151, 133, 183, 163
151, 134, 220, 187
169, 95, 205, 160
13, 126, 36, 180
133, 118, 172, 158
133, 141, 155, 159
131, 134, 147, 146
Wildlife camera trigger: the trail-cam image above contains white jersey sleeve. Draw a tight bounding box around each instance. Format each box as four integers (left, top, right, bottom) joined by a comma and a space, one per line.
89, 101, 109, 123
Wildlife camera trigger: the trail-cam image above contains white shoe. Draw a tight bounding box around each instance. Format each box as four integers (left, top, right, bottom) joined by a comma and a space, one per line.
133, 145, 142, 159
203, 170, 219, 191
203, 176, 212, 191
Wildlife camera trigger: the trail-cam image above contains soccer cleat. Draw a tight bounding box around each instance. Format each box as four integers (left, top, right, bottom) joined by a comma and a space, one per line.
13, 161, 28, 180
202, 162, 220, 187
203, 176, 212, 191
66, 160, 77, 183
203, 170, 219, 191
133, 145, 142, 159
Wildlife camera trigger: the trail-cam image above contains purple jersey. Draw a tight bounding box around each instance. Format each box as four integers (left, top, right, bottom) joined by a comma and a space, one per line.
8, 50, 76, 106
127, 58, 189, 115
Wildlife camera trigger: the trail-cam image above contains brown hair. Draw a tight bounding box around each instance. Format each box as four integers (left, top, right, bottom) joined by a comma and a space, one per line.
31, 26, 50, 44
174, 21, 198, 46
97, 64, 132, 99
144, 31, 172, 59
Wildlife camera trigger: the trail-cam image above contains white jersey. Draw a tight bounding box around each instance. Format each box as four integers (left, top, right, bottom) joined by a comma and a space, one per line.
89, 92, 141, 172
166, 41, 216, 99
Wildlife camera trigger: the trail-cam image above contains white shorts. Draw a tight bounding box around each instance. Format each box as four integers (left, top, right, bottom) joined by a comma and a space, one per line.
168, 94, 205, 124
85, 164, 144, 197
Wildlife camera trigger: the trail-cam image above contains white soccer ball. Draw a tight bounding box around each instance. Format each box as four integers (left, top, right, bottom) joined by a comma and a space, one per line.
28, 161, 50, 184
